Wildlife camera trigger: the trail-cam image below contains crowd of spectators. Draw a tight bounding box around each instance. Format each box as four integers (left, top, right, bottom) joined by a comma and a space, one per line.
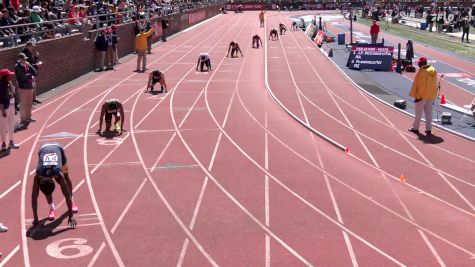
0, 0, 220, 48
360, 2, 475, 34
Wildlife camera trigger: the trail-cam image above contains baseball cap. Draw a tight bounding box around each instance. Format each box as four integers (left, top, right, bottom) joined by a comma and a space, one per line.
418, 57, 427, 64
0, 69, 14, 77
18, 53, 28, 59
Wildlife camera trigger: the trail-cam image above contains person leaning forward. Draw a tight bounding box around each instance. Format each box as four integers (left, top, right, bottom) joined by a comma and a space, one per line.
134, 27, 154, 72
408, 57, 438, 136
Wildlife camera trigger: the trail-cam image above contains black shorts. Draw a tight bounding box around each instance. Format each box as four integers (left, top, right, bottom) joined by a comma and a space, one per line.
152, 77, 161, 85
105, 112, 118, 123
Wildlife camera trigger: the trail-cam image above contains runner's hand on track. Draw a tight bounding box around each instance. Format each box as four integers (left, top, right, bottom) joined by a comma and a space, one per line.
33, 219, 39, 227
68, 217, 77, 229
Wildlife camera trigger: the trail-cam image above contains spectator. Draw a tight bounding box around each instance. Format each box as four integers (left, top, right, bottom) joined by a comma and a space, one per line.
408, 57, 438, 136
370, 20, 379, 44
145, 20, 152, 54
161, 15, 169, 42
111, 24, 121, 64
94, 29, 108, 71
134, 26, 154, 72
22, 41, 42, 104
1, 8, 17, 47
0, 69, 19, 151
426, 11, 434, 32
105, 28, 118, 70
436, 10, 444, 33
15, 53, 38, 126
461, 16, 470, 43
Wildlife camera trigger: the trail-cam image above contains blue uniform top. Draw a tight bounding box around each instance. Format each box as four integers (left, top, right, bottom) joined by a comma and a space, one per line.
36, 143, 67, 177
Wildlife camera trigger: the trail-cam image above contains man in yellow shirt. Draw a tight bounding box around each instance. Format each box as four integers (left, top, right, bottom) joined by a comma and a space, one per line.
408, 57, 438, 135
134, 26, 154, 72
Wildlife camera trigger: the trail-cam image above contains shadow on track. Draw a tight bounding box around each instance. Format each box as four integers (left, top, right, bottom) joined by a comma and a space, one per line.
26, 212, 71, 240
417, 133, 444, 144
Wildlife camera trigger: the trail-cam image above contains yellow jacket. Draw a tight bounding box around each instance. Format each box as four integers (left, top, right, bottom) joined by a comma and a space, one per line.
409, 65, 438, 100
135, 28, 154, 51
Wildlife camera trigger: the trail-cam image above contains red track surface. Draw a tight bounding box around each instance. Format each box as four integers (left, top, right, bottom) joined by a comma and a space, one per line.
1, 12, 475, 266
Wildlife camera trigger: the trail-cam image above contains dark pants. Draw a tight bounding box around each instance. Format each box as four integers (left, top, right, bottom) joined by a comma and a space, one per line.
200, 59, 211, 71
462, 28, 469, 42
162, 28, 167, 41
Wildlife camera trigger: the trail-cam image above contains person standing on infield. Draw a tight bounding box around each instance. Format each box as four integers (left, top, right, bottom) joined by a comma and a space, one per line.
408, 57, 438, 136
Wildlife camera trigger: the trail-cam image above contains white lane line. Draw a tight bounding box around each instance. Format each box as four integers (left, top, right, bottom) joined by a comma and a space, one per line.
272, 16, 359, 265
20, 72, 103, 267
90, 133, 131, 174
87, 241, 106, 267
176, 238, 190, 267
176, 20, 315, 266
264, 82, 271, 267
150, 133, 176, 172
46, 90, 109, 128
174, 15, 253, 267
131, 68, 219, 267
280, 16, 443, 265
242, 23, 475, 259
111, 178, 147, 234
0, 181, 21, 199
18, 133, 37, 145
0, 245, 20, 267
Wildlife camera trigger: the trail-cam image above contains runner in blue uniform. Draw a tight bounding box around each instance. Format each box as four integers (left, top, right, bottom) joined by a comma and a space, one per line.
32, 143, 77, 228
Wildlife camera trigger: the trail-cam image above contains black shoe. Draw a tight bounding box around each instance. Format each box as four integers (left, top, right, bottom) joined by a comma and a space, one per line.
408, 128, 419, 134
425, 130, 432, 136
34, 99, 42, 104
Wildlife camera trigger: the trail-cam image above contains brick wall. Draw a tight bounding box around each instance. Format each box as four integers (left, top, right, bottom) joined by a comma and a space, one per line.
0, 4, 223, 95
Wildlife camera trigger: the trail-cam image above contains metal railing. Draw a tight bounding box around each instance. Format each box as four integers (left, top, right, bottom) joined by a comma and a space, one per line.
0, 1, 224, 48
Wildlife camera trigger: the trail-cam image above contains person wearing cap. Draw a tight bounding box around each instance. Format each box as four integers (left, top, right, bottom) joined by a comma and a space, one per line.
32, 143, 78, 229
196, 53, 212, 72
94, 28, 108, 71
15, 53, 38, 125
370, 20, 379, 44
111, 25, 121, 64
227, 41, 243, 58
105, 27, 118, 70
23, 41, 42, 104
0, 68, 19, 151
408, 57, 438, 136
134, 26, 154, 72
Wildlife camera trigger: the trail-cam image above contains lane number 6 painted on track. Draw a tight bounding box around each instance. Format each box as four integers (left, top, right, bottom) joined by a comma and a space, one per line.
46, 238, 93, 259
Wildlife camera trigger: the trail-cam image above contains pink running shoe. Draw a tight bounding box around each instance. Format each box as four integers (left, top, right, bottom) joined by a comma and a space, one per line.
72, 202, 79, 213
47, 209, 56, 221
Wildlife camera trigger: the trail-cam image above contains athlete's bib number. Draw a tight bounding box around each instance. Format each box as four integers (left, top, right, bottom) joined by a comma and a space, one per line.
43, 153, 59, 166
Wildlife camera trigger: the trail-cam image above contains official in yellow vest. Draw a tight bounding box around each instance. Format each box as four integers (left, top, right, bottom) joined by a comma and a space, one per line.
134, 27, 154, 72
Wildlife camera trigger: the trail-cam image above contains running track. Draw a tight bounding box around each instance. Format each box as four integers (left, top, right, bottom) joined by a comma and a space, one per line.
1, 11, 475, 266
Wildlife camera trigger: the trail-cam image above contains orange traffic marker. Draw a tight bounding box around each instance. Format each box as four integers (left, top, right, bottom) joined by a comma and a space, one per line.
399, 175, 406, 182
440, 94, 446, 104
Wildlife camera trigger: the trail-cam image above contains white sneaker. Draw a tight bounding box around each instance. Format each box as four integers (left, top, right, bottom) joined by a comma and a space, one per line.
0, 223, 8, 232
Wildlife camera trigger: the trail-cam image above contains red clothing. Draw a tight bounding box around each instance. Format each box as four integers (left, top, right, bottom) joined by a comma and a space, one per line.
68, 11, 77, 24
370, 24, 380, 34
